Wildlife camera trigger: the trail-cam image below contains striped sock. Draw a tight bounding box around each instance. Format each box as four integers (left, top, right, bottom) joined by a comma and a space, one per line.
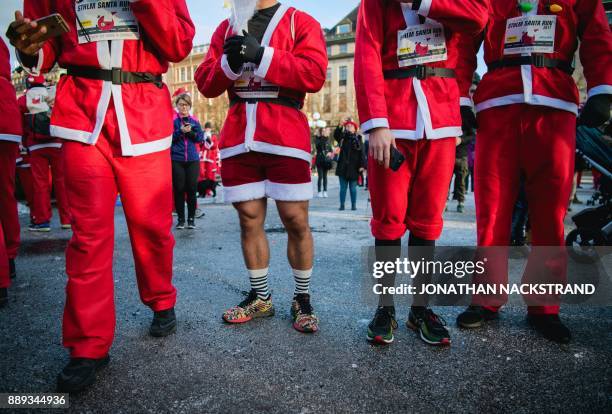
293, 268, 313, 296
248, 268, 270, 300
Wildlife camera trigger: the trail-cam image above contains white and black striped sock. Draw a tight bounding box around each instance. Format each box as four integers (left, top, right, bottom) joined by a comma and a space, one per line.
248, 268, 270, 300
293, 268, 313, 296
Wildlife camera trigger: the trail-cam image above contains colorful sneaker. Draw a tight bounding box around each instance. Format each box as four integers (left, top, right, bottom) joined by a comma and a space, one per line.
28, 222, 51, 232
407, 307, 451, 346
367, 306, 398, 345
291, 293, 319, 333
222, 289, 275, 324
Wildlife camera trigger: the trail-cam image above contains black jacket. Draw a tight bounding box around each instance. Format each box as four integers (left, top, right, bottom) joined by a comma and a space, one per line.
314, 136, 333, 168
335, 130, 365, 181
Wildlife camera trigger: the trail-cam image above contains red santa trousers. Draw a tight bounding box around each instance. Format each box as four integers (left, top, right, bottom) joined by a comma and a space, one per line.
62, 105, 176, 358
0, 142, 20, 259
474, 104, 575, 315
30, 147, 72, 225
368, 138, 456, 241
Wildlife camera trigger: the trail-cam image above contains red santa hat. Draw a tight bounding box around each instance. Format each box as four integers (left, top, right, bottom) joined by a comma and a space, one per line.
173, 87, 192, 105
343, 120, 359, 131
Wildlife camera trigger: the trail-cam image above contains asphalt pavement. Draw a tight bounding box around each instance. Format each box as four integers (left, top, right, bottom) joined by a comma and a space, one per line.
0, 176, 610, 413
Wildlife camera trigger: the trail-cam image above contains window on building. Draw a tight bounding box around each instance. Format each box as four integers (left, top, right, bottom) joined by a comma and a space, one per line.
339, 44, 348, 54
323, 94, 331, 113
325, 67, 332, 87
336, 23, 351, 34
339, 66, 347, 87
180, 67, 186, 82
327, 45, 332, 56
338, 93, 347, 112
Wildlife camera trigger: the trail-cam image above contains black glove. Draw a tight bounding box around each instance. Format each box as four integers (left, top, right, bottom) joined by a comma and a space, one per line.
223, 35, 246, 73
579, 94, 611, 128
460, 105, 478, 135
239, 30, 265, 65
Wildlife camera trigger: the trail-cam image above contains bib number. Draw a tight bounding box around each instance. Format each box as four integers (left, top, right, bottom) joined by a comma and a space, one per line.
76, 0, 140, 44
503, 15, 556, 55
397, 22, 447, 67
234, 64, 280, 99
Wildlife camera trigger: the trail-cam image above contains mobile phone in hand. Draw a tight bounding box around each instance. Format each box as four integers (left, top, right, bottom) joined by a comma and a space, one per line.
389, 146, 405, 172
35, 13, 70, 41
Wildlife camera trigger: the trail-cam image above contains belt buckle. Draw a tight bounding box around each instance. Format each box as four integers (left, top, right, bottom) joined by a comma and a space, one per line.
532, 55, 545, 68
111, 67, 122, 85
415, 65, 427, 80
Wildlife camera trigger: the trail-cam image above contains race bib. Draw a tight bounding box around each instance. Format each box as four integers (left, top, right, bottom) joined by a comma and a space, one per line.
397, 22, 447, 67
503, 15, 556, 55
75, 0, 140, 44
234, 64, 280, 99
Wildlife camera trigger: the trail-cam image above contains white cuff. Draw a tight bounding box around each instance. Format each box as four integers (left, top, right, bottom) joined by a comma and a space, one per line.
361, 118, 390, 133
221, 54, 243, 80
254, 47, 274, 79
417, 0, 433, 17
587, 85, 612, 99
460, 97, 473, 107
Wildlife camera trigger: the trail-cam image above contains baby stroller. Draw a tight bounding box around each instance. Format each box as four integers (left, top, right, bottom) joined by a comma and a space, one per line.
565, 126, 612, 263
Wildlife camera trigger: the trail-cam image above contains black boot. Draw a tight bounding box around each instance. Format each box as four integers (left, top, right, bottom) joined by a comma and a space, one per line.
9, 259, 16, 279
527, 314, 571, 344
0, 288, 7, 308
456, 305, 498, 329
149, 308, 177, 337
57, 355, 110, 393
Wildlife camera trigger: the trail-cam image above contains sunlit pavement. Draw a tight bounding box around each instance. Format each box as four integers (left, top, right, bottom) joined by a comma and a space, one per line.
1, 175, 610, 412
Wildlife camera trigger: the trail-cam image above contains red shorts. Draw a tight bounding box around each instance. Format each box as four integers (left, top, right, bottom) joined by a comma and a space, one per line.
368, 138, 456, 241
221, 151, 312, 203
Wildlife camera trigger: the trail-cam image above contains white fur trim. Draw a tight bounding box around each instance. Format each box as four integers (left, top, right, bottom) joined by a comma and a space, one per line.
0, 134, 22, 143
361, 118, 389, 133
130, 135, 172, 156
460, 97, 473, 107
587, 85, 612, 99
521, 65, 533, 103
219, 141, 312, 163
29, 143, 62, 151
221, 54, 243, 80
265, 180, 313, 201
223, 181, 266, 203
475, 94, 578, 114
49, 125, 91, 143
254, 47, 274, 79
261, 4, 290, 47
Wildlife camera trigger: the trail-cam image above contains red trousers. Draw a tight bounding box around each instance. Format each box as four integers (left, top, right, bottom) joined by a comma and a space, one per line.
368, 138, 456, 240
62, 107, 176, 358
474, 105, 575, 315
30, 147, 72, 225
0, 224, 8, 289
0, 142, 20, 260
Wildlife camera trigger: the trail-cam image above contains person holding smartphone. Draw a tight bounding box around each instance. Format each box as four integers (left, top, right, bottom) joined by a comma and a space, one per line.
7, 0, 195, 392
354, 0, 488, 346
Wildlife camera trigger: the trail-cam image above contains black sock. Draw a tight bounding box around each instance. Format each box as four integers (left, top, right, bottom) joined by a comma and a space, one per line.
408, 234, 435, 309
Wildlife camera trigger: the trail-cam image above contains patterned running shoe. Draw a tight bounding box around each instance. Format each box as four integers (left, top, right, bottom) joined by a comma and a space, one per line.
222, 289, 275, 324
407, 307, 451, 346
367, 306, 398, 345
291, 293, 319, 333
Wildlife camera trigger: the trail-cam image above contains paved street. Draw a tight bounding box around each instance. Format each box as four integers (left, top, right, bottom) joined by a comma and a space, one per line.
0, 176, 610, 413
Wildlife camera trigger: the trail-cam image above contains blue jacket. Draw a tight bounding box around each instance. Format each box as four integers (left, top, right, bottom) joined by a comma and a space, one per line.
171, 115, 204, 162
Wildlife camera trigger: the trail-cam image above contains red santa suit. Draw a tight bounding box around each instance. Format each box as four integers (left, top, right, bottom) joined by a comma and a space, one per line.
21, 0, 195, 358
354, 0, 488, 240
0, 38, 22, 289
16, 147, 35, 214
195, 4, 327, 203
202, 132, 220, 184
18, 85, 71, 227
455, 0, 612, 314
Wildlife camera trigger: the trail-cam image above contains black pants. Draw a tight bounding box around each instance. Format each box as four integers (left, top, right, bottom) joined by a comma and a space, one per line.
172, 160, 199, 221
453, 157, 469, 203
317, 165, 328, 192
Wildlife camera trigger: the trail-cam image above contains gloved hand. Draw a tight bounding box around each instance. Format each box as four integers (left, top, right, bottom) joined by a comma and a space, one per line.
239, 30, 265, 65
579, 94, 611, 128
223, 35, 246, 73
460, 105, 478, 135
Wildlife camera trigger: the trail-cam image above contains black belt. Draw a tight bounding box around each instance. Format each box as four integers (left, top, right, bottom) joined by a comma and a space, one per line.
384, 66, 456, 80
66, 66, 163, 88
230, 96, 302, 110
487, 55, 574, 75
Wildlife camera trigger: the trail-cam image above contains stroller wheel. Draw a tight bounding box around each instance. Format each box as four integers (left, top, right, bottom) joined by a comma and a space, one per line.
565, 228, 606, 264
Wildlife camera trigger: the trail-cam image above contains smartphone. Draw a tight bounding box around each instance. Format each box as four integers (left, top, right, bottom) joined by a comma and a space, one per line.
389, 146, 405, 172
35, 13, 70, 41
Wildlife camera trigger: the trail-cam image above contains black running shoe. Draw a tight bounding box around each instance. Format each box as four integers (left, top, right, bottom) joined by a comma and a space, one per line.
527, 314, 571, 344
57, 355, 110, 393
149, 308, 177, 337
457, 305, 499, 329
187, 219, 196, 229
176, 220, 185, 230
407, 307, 451, 346
367, 306, 398, 345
